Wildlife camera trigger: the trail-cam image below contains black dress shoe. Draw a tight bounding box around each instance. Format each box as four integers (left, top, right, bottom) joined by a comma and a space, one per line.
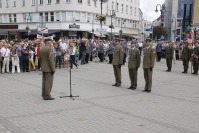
112, 84, 117, 86
128, 86, 133, 89
166, 69, 169, 72
142, 90, 147, 92
147, 90, 151, 93
43, 97, 55, 100
132, 87, 136, 90
116, 84, 121, 87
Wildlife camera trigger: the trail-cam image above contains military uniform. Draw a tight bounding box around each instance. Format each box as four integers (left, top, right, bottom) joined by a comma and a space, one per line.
128, 47, 140, 89
112, 43, 124, 87
40, 44, 55, 100
182, 45, 191, 73
192, 45, 199, 74
121, 42, 128, 65
143, 46, 155, 92
165, 45, 174, 72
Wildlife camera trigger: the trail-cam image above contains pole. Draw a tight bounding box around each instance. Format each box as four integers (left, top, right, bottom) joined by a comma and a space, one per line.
101, 1, 102, 27
111, 14, 112, 41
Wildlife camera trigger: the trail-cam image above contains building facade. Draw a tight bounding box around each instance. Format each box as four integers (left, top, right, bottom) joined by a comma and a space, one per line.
164, 0, 193, 41
193, 0, 199, 40
0, 0, 140, 40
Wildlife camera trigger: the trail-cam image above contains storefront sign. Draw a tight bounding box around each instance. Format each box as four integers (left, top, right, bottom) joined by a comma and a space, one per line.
0, 25, 18, 29
69, 23, 80, 29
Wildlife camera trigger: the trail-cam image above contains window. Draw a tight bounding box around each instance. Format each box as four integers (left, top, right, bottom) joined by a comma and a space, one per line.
87, 0, 90, 5
39, 0, 43, 4
130, 6, 132, 15
22, 0, 25, 6
111, 1, 114, 10
45, 12, 48, 22
13, 14, 16, 22
62, 12, 66, 21
32, 0, 35, 5
55, 12, 60, 21
75, 12, 80, 21
66, 11, 72, 21
66, 0, 71, 3
126, 5, 128, 14
116, 3, 119, 12
13, 0, 16, 7
0, 0, 2, 8
56, 0, 60, 4
50, 12, 54, 21
0, 15, 2, 23
39, 13, 43, 23
9, 14, 12, 23
81, 12, 86, 22
6, 0, 9, 8
121, 4, 124, 13
78, 0, 82, 4
47, 0, 51, 4
134, 7, 136, 16
94, 0, 97, 7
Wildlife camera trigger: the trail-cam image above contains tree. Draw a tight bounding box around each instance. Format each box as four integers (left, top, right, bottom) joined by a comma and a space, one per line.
152, 26, 167, 40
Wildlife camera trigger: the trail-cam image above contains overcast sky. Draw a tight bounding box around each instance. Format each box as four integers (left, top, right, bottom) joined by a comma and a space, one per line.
140, 0, 165, 22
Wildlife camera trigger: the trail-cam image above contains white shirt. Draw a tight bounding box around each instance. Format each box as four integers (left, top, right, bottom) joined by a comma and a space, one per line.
60, 42, 68, 50
138, 43, 143, 47
70, 47, 76, 55
0, 47, 10, 57
29, 50, 34, 61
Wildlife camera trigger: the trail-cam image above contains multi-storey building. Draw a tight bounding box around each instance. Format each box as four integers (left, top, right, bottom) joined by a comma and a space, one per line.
164, 0, 193, 41
0, 0, 140, 40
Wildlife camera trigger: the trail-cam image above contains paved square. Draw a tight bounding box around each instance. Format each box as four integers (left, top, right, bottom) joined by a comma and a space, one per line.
0, 59, 199, 133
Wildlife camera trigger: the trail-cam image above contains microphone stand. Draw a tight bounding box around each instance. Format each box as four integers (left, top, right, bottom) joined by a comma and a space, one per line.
60, 57, 79, 100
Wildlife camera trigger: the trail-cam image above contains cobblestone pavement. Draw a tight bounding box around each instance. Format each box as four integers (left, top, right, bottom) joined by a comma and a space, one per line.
0, 59, 199, 133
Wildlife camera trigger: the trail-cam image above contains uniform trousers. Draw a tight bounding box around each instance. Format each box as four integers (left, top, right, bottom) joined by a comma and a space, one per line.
128, 68, 137, 87
143, 68, 153, 91
113, 65, 121, 85
193, 58, 199, 73
42, 72, 54, 99
166, 58, 172, 69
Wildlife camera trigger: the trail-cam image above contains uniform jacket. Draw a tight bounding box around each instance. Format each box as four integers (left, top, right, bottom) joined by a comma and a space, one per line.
128, 48, 141, 69
143, 47, 155, 68
182, 46, 191, 61
165, 45, 174, 59
112, 44, 124, 65
40, 45, 55, 73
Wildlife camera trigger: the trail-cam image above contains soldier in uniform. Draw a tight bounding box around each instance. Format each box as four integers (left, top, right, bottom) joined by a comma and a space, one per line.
142, 39, 155, 93
112, 39, 124, 87
165, 42, 174, 72
128, 41, 141, 90
98, 41, 104, 62
40, 39, 55, 100
182, 41, 191, 74
191, 42, 199, 75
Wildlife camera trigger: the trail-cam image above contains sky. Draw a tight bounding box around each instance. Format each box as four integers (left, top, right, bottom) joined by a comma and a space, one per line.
140, 0, 165, 22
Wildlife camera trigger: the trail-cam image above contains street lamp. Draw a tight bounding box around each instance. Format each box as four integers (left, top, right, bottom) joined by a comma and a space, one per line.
25, 14, 31, 39
120, 19, 124, 39
155, 4, 165, 13
171, 17, 177, 42
106, 9, 116, 41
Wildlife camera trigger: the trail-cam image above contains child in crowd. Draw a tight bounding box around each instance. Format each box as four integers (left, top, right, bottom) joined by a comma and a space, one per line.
63, 50, 69, 68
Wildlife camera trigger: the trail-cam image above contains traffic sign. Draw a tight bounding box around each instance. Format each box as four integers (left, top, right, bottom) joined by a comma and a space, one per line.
38, 27, 48, 33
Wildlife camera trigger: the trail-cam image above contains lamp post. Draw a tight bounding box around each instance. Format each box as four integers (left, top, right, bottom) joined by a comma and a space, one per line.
171, 17, 177, 42
106, 9, 116, 41
91, 14, 96, 39
120, 19, 124, 39
25, 14, 31, 39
